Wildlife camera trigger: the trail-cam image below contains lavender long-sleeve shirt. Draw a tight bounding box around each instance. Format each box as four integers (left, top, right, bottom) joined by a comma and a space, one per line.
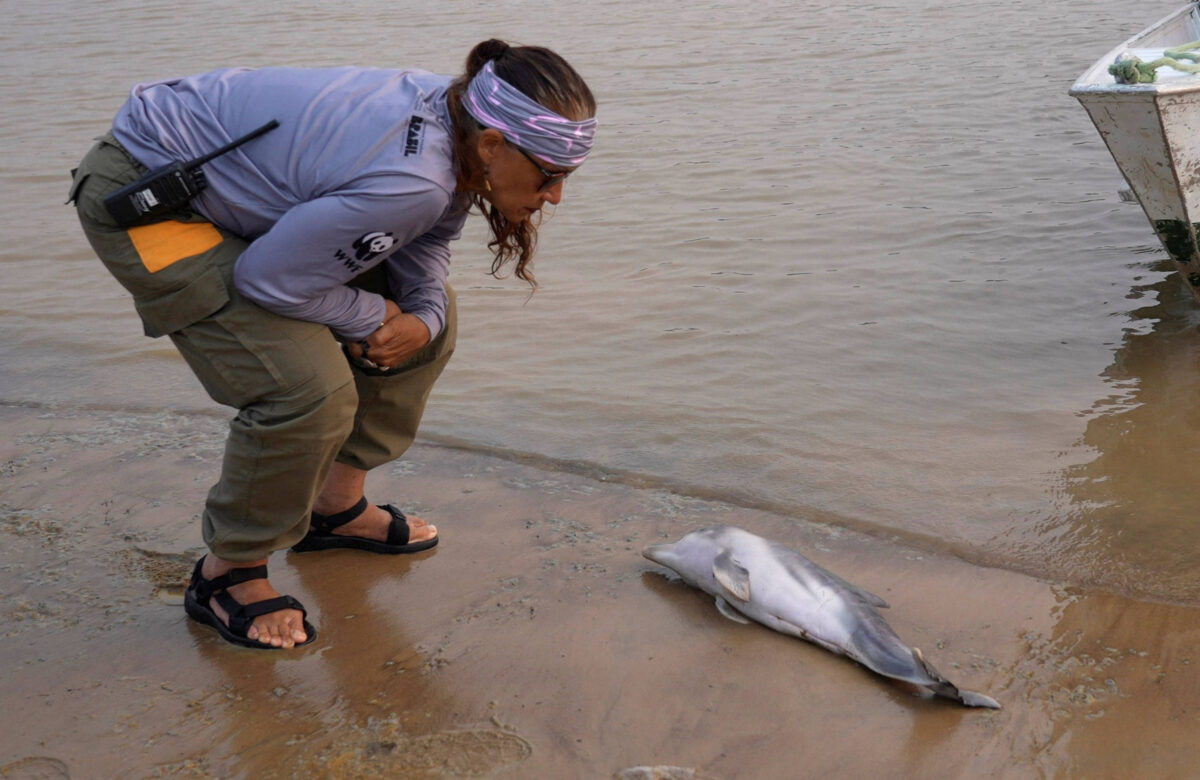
112, 66, 466, 341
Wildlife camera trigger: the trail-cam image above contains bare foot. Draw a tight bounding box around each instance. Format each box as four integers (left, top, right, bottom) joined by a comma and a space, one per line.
311, 500, 437, 544
201, 555, 308, 648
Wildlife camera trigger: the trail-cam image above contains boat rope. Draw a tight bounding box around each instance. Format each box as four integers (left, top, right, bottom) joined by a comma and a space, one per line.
1109, 40, 1200, 83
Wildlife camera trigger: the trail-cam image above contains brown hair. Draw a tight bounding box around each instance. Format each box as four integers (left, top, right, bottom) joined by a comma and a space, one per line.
446, 39, 597, 287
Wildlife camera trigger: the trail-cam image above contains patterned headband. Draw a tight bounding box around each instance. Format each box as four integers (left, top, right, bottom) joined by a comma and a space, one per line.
463, 60, 597, 168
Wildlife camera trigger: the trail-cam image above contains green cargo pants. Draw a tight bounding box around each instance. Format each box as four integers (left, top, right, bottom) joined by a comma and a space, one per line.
69, 134, 456, 561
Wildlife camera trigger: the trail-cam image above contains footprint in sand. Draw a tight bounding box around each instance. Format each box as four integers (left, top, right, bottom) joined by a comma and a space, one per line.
0, 756, 70, 780
120, 546, 206, 604
322, 726, 532, 778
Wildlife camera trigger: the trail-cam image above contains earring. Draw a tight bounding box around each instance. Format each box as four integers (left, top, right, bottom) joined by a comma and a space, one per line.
484, 166, 492, 193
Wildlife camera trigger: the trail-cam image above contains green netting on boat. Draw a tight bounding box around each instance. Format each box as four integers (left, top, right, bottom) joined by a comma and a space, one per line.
1109, 40, 1200, 84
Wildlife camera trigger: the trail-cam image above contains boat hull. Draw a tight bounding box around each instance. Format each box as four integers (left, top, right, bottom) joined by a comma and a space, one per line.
1070, 3, 1200, 300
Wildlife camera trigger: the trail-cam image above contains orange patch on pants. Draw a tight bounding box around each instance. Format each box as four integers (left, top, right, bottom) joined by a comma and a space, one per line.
127, 220, 223, 273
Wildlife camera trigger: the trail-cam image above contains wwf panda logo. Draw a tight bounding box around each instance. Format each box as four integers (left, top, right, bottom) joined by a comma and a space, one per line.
353, 231, 396, 262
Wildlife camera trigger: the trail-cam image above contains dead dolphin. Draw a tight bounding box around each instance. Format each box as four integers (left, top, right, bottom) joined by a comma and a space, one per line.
643, 525, 1000, 709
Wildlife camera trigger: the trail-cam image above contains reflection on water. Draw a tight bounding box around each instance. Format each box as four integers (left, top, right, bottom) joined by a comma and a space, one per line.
1036, 264, 1200, 602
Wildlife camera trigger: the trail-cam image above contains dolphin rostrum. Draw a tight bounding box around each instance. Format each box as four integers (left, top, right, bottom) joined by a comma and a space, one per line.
643, 525, 1000, 709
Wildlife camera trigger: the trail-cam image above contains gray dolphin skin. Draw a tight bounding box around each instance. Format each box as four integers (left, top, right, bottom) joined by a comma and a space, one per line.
643, 525, 1000, 709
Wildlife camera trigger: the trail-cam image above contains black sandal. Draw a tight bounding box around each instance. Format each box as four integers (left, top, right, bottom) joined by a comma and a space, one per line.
184, 558, 316, 649
291, 497, 439, 554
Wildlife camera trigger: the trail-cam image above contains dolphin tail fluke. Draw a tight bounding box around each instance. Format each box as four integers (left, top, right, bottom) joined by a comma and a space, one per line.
912, 648, 1001, 709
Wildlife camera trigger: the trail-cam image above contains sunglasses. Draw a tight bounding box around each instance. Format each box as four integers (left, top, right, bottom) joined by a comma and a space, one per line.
511, 143, 572, 192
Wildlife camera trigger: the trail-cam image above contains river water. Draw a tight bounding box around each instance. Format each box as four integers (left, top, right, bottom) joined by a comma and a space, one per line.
4, 0, 1200, 601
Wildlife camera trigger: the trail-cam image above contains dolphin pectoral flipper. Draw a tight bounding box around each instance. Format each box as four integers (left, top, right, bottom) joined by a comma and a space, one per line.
712, 550, 751, 602
958, 689, 1001, 709
715, 596, 751, 624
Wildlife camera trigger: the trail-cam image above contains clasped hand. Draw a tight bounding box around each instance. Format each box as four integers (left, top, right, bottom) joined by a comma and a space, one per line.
347, 300, 430, 369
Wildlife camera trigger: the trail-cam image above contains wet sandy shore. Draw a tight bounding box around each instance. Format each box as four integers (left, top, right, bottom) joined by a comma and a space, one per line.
3, 402, 1200, 779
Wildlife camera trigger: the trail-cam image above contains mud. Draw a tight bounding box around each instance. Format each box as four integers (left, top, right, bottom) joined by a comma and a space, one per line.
3, 402, 1200, 777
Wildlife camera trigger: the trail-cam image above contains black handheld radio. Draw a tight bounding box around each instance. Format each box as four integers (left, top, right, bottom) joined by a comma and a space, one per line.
103, 119, 279, 227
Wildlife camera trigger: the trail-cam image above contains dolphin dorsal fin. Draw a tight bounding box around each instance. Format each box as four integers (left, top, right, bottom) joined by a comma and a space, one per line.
837, 577, 890, 609
713, 550, 751, 602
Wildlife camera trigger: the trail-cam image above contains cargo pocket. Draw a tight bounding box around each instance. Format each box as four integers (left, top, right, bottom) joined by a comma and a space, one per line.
134, 264, 230, 338
66, 168, 89, 205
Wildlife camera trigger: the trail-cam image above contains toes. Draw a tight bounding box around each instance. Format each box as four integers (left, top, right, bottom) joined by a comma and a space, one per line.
409, 516, 437, 541
285, 612, 308, 644
261, 623, 289, 648
256, 623, 278, 646
251, 611, 306, 648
